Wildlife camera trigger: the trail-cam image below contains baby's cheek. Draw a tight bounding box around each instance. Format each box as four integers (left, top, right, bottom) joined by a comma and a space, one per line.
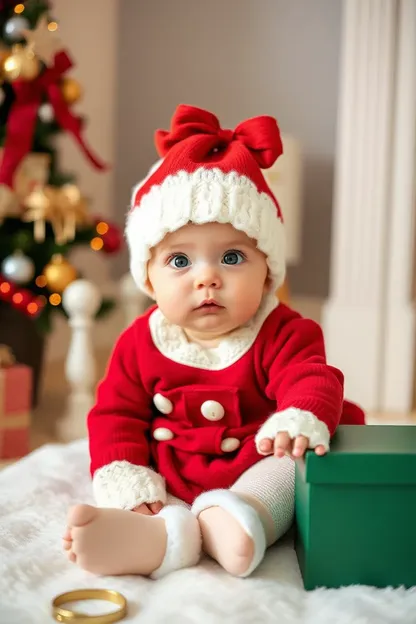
159, 290, 189, 323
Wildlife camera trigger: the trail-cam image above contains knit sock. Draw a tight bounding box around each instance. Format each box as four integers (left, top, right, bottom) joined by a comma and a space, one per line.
66, 504, 167, 576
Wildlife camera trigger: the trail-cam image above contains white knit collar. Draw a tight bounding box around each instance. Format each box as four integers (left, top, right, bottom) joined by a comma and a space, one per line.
149, 294, 278, 370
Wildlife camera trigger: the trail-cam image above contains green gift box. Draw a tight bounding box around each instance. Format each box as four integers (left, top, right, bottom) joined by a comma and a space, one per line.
295, 425, 416, 590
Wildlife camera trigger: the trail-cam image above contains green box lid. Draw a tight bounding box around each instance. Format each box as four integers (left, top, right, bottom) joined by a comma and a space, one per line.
300, 425, 416, 485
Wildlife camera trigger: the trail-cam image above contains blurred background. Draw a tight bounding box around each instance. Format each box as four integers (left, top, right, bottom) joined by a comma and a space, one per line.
0, 0, 414, 460
113, 0, 341, 298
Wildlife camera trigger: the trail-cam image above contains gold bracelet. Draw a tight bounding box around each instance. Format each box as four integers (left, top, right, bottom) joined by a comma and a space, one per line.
51, 588, 127, 623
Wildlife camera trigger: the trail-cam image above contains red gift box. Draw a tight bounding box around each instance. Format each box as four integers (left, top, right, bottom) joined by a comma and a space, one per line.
0, 359, 32, 462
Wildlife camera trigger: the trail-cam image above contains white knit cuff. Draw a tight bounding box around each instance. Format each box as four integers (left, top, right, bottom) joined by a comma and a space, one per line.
92, 461, 167, 510
255, 408, 331, 453
192, 489, 266, 577
151, 506, 202, 579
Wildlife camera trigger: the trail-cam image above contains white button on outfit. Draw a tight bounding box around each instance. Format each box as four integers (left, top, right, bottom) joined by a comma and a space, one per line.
153, 393, 173, 414
153, 427, 174, 441
220, 437, 240, 453
200, 400, 225, 421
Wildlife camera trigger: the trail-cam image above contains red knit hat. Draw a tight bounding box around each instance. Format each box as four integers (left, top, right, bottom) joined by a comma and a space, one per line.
126, 104, 285, 296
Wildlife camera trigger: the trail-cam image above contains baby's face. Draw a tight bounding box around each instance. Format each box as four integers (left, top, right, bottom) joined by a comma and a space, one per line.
147, 222, 271, 343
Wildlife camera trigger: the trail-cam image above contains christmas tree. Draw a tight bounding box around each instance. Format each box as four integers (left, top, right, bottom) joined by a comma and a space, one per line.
0, 0, 122, 334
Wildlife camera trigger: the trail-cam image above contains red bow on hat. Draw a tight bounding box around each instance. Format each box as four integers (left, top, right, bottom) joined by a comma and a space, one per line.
155, 104, 283, 169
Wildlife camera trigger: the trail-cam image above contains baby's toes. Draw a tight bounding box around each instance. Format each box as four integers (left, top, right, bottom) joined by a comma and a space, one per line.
62, 526, 72, 544
68, 503, 97, 528
62, 538, 72, 551
67, 548, 77, 563
62, 525, 73, 551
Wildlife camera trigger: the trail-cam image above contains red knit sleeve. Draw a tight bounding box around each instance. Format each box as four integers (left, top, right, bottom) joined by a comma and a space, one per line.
88, 322, 152, 476
264, 315, 344, 436
254, 308, 345, 452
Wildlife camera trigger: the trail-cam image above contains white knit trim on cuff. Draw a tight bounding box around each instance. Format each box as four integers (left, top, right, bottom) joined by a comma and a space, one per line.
254, 408, 331, 453
191, 489, 267, 578
92, 460, 167, 510
150, 506, 202, 579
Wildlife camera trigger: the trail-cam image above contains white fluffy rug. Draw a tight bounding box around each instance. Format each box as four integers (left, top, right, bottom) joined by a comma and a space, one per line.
0, 440, 415, 624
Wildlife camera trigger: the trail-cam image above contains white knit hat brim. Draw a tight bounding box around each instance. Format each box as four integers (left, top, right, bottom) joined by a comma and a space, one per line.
126, 167, 286, 296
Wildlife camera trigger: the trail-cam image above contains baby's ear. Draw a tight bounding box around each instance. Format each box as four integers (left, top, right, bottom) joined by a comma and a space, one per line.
145, 277, 155, 297
263, 274, 273, 293
145, 256, 154, 296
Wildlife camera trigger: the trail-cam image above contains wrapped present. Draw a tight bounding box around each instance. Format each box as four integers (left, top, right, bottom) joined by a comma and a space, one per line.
0, 345, 32, 462
295, 425, 416, 589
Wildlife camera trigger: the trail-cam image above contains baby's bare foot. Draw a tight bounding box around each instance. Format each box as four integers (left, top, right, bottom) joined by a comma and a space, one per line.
199, 506, 255, 576
66, 504, 167, 576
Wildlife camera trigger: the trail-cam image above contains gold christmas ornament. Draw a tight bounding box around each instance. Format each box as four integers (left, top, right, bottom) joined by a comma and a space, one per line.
22, 14, 62, 66
43, 254, 77, 293
3, 44, 40, 81
60, 76, 83, 105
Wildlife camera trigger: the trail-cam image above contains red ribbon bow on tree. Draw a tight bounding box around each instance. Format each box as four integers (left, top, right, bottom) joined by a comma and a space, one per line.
155, 104, 283, 169
0, 50, 108, 190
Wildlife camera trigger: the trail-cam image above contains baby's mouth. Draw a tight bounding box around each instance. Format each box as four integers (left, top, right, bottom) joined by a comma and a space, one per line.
196, 300, 224, 310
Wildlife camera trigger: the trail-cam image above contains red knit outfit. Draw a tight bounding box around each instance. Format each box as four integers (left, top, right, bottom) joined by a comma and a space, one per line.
88, 301, 365, 505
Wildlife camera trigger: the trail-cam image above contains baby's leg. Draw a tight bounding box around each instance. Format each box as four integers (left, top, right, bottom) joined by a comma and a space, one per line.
231, 454, 295, 545
64, 497, 201, 578
192, 455, 295, 577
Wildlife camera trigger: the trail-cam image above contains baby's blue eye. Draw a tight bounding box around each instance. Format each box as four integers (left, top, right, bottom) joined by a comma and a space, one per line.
169, 254, 190, 269
222, 251, 245, 265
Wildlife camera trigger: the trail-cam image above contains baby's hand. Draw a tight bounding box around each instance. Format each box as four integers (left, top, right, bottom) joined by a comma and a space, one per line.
258, 432, 327, 459
132, 502, 164, 515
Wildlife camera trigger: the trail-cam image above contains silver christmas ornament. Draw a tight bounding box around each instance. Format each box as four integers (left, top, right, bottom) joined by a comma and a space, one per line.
3, 16, 30, 42
1, 251, 35, 284
38, 102, 54, 123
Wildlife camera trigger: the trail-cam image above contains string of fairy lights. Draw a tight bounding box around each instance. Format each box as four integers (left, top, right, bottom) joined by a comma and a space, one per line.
13, 1, 56, 31
0, 220, 119, 317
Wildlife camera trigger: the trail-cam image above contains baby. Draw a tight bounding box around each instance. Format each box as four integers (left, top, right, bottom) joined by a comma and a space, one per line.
63, 104, 365, 579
